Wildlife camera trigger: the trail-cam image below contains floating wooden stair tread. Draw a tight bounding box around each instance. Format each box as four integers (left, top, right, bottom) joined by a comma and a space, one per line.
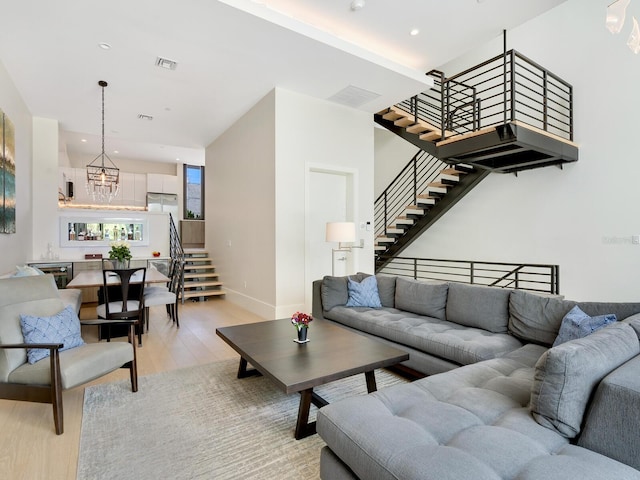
382, 110, 404, 121
376, 236, 394, 243
183, 264, 216, 271
183, 272, 219, 280
394, 117, 415, 127
416, 196, 436, 206
182, 290, 226, 299
427, 182, 451, 189
181, 250, 225, 301
183, 280, 223, 288
404, 206, 425, 215
394, 216, 414, 225
440, 168, 468, 175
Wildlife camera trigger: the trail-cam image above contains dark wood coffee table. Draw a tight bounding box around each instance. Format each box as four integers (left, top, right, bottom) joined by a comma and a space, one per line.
216, 318, 409, 439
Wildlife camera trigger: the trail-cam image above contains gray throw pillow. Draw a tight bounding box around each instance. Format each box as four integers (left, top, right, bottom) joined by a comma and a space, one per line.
445, 283, 511, 333
394, 277, 448, 320
508, 290, 575, 346
321, 276, 348, 311
530, 322, 639, 438
375, 274, 396, 308
552, 305, 616, 347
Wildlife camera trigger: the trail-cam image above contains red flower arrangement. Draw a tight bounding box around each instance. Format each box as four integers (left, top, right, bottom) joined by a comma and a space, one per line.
291, 311, 313, 330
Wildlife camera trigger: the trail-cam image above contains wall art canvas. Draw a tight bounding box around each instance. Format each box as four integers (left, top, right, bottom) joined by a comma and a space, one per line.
0, 108, 15, 234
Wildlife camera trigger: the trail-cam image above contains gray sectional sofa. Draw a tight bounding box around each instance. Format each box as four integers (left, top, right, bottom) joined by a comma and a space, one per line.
312, 274, 640, 480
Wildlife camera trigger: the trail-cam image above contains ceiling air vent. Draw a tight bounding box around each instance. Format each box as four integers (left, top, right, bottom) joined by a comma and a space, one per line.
155, 57, 178, 70
137, 114, 154, 121
327, 85, 381, 108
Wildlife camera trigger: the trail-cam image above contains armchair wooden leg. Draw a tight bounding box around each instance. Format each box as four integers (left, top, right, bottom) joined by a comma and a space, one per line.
50, 349, 64, 435
128, 324, 139, 392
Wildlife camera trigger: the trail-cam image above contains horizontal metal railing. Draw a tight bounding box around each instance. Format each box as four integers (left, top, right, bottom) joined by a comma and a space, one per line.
377, 256, 559, 294
374, 150, 450, 239
392, 50, 573, 143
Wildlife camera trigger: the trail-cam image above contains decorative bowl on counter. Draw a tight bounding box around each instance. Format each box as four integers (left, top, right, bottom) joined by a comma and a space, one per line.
152, 251, 161, 257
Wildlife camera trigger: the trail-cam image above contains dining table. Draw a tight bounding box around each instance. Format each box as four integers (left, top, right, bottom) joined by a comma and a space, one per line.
66, 268, 170, 289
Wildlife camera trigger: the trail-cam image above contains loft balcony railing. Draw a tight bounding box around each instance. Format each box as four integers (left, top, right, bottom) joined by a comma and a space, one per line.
377, 256, 559, 294
396, 50, 573, 143
374, 150, 449, 239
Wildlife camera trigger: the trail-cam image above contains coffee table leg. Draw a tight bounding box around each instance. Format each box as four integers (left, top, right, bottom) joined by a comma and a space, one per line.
365, 370, 377, 393
237, 357, 262, 379
295, 389, 314, 440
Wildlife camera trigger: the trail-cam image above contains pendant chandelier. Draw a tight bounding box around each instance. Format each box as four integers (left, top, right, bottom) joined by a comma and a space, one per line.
86, 80, 120, 203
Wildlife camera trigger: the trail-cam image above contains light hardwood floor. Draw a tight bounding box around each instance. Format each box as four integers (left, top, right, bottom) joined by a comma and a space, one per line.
0, 299, 264, 480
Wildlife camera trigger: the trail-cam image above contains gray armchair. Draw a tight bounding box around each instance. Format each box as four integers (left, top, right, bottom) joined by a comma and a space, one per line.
0, 275, 138, 434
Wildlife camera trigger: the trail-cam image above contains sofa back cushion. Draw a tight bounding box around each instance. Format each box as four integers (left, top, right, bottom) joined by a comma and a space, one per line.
577, 301, 640, 321
320, 276, 348, 311
394, 277, 448, 320
0, 275, 65, 381
530, 322, 640, 438
445, 283, 512, 333
508, 290, 576, 346
374, 274, 396, 308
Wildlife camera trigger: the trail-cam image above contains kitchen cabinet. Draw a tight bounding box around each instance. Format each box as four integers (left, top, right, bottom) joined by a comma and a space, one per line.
147, 173, 178, 194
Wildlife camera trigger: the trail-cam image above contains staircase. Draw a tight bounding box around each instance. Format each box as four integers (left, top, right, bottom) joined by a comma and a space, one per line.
375, 50, 578, 175
374, 49, 578, 271
181, 250, 225, 301
374, 151, 489, 270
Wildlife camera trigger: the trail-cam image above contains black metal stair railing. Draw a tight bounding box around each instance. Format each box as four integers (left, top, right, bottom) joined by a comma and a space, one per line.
377, 256, 559, 294
394, 50, 573, 143
374, 150, 451, 240
169, 213, 185, 302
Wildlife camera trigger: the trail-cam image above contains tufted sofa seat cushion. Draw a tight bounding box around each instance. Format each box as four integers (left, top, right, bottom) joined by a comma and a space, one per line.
317, 344, 640, 480
325, 306, 523, 366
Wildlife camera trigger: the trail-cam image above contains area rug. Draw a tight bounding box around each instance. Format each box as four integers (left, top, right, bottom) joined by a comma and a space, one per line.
77, 359, 408, 480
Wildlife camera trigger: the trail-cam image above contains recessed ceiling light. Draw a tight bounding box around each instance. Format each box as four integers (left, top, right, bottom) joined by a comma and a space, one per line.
81, 138, 87, 143
350, 0, 365, 11
410, 28, 420, 36
113, 150, 119, 154
176, 158, 180, 162
98, 42, 111, 50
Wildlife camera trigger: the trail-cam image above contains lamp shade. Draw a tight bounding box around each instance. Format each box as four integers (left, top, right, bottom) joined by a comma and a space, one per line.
326, 222, 356, 243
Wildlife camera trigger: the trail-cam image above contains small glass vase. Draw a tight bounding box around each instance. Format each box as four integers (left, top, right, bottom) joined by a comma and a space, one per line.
112, 259, 128, 269
296, 326, 308, 342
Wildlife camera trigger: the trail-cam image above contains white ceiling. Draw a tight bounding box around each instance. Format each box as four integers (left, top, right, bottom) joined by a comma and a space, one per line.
0, 0, 566, 166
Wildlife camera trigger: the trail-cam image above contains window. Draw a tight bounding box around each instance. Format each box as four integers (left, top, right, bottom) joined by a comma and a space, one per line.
183, 165, 204, 219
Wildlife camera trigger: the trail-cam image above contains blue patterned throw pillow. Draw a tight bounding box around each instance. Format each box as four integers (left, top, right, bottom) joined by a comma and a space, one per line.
552, 305, 617, 347
20, 305, 85, 364
345, 276, 382, 308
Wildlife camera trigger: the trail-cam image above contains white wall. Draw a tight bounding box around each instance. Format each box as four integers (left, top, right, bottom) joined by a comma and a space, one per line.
206, 90, 277, 318
0, 61, 33, 275
206, 87, 375, 318
275, 89, 374, 315
32, 117, 60, 261
399, 0, 640, 301
374, 127, 420, 197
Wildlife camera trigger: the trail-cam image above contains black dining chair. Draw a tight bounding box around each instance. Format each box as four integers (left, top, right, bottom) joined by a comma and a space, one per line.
97, 267, 146, 346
